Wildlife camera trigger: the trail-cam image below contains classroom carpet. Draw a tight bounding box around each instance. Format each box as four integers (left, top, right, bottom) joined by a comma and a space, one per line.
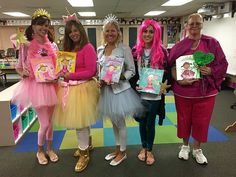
15, 93, 228, 152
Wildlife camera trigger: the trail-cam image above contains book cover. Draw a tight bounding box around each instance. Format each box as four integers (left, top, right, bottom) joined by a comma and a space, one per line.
30, 57, 56, 82
176, 55, 200, 80
56, 51, 76, 75
139, 68, 164, 94
100, 56, 124, 83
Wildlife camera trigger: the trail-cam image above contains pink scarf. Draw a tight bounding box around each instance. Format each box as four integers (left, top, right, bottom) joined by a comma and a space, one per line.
28, 35, 56, 63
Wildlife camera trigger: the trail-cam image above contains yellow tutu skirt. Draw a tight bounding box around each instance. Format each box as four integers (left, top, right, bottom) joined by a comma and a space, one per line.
53, 80, 99, 129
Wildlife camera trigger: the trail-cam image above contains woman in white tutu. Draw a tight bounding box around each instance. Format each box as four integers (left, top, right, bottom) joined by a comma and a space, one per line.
97, 14, 144, 166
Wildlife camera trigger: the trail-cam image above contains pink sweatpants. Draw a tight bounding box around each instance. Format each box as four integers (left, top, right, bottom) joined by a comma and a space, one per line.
35, 106, 54, 146
174, 95, 215, 143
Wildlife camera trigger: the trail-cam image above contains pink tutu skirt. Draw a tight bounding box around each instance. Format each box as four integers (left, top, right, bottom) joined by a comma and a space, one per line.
12, 78, 57, 108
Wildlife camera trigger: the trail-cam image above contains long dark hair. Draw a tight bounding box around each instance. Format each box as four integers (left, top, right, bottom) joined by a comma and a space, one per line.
25, 15, 53, 42
63, 20, 88, 52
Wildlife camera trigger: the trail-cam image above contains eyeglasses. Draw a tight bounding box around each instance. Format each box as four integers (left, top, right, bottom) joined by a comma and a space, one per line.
187, 22, 202, 27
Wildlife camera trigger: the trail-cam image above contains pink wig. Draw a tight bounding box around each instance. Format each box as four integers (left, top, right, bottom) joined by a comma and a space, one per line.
136, 19, 164, 69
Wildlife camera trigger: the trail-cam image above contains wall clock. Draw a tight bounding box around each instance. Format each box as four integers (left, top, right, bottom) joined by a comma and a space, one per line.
58, 26, 65, 35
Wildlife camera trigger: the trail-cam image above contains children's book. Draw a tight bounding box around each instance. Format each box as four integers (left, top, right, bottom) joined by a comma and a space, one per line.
176, 55, 200, 80
56, 51, 76, 75
139, 68, 164, 94
30, 57, 56, 82
100, 56, 124, 83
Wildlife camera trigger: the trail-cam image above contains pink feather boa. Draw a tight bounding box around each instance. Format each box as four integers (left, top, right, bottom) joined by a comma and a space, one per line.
28, 35, 56, 63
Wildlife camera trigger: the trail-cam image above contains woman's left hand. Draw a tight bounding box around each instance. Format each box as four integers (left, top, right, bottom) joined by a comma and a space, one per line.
200, 66, 212, 76
120, 74, 126, 80
158, 89, 164, 96
104, 80, 114, 85
45, 79, 58, 83
63, 72, 70, 79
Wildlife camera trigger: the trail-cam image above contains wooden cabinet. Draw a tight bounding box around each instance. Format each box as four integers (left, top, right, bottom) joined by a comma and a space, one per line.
0, 83, 37, 146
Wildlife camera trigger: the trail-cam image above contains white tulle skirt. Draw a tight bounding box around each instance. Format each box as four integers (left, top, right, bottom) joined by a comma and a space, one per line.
98, 86, 145, 125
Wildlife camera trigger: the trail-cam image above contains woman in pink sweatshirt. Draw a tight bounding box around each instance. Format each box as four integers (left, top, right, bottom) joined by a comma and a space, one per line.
53, 17, 99, 172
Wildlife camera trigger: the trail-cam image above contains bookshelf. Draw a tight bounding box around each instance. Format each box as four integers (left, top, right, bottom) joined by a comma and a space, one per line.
0, 83, 37, 146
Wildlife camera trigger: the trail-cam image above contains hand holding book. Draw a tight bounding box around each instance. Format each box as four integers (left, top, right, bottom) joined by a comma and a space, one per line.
139, 68, 164, 95
177, 78, 198, 86
20, 68, 30, 78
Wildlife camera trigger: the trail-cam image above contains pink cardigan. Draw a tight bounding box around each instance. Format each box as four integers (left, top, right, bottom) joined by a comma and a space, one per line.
67, 43, 97, 80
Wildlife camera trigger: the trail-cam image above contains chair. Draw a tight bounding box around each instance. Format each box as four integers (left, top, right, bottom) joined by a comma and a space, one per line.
0, 50, 5, 59
230, 89, 236, 109
225, 88, 236, 133
6, 48, 15, 57
0, 70, 7, 88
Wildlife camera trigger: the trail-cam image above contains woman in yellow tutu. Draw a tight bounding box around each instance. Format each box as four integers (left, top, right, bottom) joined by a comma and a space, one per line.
53, 14, 99, 172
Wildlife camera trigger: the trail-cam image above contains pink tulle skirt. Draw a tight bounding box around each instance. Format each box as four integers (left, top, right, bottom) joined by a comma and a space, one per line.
12, 78, 57, 108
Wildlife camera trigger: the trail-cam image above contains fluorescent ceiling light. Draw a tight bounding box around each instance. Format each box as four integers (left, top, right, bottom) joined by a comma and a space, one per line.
162, 0, 193, 6
67, 0, 94, 7
78, 12, 96, 17
144, 11, 166, 16
3, 12, 30, 17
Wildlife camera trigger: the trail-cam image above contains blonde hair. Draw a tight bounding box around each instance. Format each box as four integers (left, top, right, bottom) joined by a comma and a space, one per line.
101, 21, 122, 46
187, 13, 203, 23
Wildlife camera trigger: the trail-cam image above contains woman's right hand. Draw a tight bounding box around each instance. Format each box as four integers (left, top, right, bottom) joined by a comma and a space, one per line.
97, 80, 104, 88
177, 79, 197, 86
21, 68, 30, 78
136, 86, 143, 91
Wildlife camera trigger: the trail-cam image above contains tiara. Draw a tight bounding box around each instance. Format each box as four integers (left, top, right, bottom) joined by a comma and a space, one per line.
103, 14, 118, 25
62, 13, 78, 23
32, 9, 51, 20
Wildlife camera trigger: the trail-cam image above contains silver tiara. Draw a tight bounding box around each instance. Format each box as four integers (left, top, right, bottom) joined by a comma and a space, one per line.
103, 14, 118, 25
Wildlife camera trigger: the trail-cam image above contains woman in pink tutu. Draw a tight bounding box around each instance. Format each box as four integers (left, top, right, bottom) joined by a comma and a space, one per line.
12, 9, 58, 165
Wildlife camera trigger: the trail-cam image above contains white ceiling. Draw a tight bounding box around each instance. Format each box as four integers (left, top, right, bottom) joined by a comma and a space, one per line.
0, 0, 235, 19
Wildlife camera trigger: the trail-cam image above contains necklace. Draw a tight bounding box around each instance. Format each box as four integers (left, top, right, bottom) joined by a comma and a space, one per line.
143, 49, 151, 59
141, 49, 151, 67
191, 39, 201, 50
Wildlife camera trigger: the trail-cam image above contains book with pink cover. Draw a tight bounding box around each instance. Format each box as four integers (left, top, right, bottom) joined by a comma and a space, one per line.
100, 56, 124, 83
30, 57, 56, 82
56, 51, 76, 75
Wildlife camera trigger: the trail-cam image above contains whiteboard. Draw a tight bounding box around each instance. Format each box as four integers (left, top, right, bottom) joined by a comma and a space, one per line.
202, 17, 236, 75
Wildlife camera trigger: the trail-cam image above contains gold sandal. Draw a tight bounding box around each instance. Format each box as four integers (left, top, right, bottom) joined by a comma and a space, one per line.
36, 152, 48, 165
46, 150, 59, 163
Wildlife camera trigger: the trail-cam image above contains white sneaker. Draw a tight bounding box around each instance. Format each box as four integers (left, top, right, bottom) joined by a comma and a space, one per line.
178, 145, 190, 160
192, 149, 208, 165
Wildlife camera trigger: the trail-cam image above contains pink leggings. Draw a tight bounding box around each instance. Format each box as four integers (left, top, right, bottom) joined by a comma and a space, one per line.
35, 106, 54, 146
174, 95, 215, 143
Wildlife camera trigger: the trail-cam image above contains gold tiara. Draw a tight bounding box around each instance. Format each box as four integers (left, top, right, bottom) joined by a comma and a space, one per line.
32, 9, 51, 20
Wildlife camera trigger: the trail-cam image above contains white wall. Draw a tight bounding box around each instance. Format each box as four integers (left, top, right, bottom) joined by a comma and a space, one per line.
202, 17, 236, 75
